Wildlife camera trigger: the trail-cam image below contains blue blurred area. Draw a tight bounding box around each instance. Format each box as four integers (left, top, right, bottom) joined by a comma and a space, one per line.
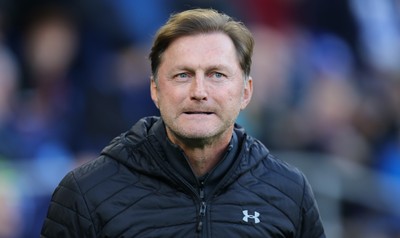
0, 0, 399, 237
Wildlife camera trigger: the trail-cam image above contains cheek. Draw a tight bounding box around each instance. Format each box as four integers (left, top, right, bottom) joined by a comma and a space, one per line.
235, 90, 248, 111
222, 91, 243, 111
229, 87, 245, 102
157, 89, 182, 108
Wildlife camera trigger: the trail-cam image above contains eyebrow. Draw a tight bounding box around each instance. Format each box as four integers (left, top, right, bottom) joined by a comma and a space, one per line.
174, 64, 231, 72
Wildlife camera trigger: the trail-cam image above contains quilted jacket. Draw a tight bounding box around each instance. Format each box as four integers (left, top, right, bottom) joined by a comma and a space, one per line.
41, 116, 325, 238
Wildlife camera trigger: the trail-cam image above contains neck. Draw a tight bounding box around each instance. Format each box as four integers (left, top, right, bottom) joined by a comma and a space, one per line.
183, 144, 228, 177
167, 130, 233, 177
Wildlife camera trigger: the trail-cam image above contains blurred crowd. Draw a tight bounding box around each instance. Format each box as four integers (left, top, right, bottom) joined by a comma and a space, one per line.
0, 0, 399, 237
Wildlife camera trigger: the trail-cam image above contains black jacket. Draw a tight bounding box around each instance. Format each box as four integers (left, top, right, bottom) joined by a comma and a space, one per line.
41, 117, 325, 238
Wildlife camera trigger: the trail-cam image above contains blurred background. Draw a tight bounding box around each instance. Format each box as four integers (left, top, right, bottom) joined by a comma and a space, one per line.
0, 0, 399, 237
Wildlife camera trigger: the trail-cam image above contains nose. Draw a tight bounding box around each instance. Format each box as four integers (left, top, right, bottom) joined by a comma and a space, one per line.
190, 75, 208, 101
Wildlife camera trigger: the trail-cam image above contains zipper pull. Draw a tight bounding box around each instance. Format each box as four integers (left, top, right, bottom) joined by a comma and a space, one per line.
199, 186, 205, 200
196, 201, 207, 232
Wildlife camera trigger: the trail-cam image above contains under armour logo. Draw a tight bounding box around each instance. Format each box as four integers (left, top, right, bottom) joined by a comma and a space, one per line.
242, 210, 260, 223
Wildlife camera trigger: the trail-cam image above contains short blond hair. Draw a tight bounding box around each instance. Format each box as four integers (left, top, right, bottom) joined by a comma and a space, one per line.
149, 8, 254, 79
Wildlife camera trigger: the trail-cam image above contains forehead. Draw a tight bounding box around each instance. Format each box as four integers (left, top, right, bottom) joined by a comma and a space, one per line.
161, 32, 240, 68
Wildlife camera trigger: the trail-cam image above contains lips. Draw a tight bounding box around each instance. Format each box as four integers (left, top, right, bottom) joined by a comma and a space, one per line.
184, 111, 213, 115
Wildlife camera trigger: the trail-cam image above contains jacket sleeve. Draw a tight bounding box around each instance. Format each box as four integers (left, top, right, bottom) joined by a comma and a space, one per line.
41, 171, 96, 238
297, 175, 326, 238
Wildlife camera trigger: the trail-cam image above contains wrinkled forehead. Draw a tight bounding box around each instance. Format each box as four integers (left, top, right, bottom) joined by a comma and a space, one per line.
160, 33, 241, 68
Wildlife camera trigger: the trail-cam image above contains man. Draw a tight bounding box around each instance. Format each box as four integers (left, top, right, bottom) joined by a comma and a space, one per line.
41, 8, 325, 237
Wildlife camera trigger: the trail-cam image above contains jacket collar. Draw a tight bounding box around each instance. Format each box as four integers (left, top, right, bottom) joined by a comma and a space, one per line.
148, 118, 242, 189
102, 117, 266, 193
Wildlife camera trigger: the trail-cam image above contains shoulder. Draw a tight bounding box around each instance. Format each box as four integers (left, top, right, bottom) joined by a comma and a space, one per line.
66, 155, 120, 194
246, 138, 309, 203
42, 156, 118, 236
246, 136, 306, 183
59, 117, 163, 197
65, 117, 161, 193
263, 152, 306, 188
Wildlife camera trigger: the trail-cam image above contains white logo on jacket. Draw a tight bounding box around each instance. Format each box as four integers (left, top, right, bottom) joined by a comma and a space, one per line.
242, 210, 260, 223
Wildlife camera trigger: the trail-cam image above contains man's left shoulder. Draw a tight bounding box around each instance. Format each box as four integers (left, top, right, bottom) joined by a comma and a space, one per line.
248, 152, 310, 208
265, 153, 304, 180
247, 138, 305, 184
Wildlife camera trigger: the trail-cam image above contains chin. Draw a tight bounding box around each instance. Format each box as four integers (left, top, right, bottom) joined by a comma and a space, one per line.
175, 124, 215, 136
183, 129, 215, 138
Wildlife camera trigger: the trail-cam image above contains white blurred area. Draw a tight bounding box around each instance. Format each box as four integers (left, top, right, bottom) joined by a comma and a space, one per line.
0, 0, 400, 237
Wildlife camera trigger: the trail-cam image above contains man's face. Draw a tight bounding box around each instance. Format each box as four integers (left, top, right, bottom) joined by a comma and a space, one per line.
151, 32, 253, 145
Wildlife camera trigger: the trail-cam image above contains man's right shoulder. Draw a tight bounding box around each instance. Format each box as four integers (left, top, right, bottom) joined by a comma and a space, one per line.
62, 155, 120, 194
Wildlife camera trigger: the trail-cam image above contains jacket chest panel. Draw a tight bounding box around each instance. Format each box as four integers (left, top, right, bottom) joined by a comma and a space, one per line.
93, 178, 200, 237
206, 181, 299, 237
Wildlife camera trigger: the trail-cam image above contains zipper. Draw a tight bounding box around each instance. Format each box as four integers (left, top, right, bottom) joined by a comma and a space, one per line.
143, 142, 209, 234
143, 141, 198, 195
197, 201, 207, 232
142, 131, 254, 236
196, 183, 207, 233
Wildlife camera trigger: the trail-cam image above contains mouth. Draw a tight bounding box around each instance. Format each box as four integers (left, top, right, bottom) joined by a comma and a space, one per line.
184, 111, 213, 115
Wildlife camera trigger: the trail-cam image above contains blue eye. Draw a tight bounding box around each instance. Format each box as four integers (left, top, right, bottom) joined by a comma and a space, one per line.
173, 72, 192, 82
178, 73, 188, 78
214, 72, 223, 78
209, 72, 225, 80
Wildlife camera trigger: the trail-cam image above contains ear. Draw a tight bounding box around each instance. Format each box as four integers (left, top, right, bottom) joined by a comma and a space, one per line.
240, 76, 253, 110
150, 76, 159, 109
